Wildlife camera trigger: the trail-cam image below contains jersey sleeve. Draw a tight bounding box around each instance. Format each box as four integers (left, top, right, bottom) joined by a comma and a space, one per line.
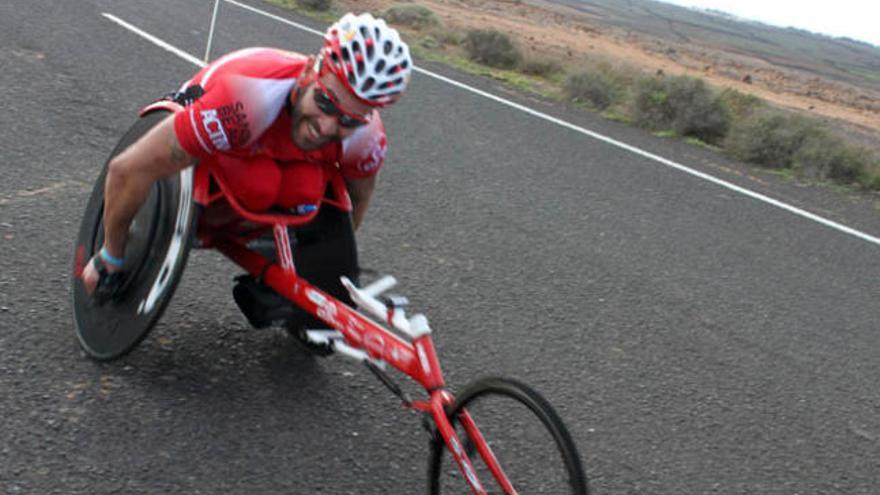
338, 112, 387, 180
173, 76, 254, 160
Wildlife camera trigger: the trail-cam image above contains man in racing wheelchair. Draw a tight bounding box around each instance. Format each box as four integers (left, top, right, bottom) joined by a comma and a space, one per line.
81, 13, 413, 344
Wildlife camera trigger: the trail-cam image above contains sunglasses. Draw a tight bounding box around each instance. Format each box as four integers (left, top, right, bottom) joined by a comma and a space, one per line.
313, 78, 369, 129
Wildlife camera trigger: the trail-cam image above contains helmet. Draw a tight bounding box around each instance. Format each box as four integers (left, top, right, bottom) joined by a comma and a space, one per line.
321, 13, 412, 107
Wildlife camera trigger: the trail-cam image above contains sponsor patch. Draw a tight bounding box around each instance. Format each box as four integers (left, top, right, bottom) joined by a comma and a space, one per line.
358, 135, 386, 174
200, 109, 230, 150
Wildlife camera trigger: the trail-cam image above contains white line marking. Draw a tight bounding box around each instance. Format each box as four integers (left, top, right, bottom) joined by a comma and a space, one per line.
223, 0, 322, 36
101, 7, 880, 248
102, 13, 206, 68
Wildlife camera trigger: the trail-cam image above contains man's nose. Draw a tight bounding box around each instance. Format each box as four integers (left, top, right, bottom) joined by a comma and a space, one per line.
316, 113, 339, 138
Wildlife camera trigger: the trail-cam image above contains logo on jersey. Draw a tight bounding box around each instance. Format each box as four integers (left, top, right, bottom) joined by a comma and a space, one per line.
357, 135, 386, 175
200, 109, 230, 150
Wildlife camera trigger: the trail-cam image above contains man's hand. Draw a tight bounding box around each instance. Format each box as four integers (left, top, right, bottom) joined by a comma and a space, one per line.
81, 250, 123, 297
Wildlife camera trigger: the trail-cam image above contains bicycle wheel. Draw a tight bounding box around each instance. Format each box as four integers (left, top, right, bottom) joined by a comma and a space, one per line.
70, 110, 196, 361
427, 377, 588, 494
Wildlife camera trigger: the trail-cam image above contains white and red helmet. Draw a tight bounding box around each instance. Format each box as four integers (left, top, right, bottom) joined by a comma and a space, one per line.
321, 13, 413, 107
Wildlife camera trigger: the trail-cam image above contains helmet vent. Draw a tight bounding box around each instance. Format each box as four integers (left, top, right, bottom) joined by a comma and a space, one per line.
361, 77, 375, 93
341, 46, 351, 61
375, 59, 386, 73
383, 41, 393, 55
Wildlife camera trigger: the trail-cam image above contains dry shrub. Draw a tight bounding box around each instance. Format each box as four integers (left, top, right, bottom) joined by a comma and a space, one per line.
564, 70, 616, 110
463, 29, 522, 69
632, 75, 730, 144
718, 88, 764, 121
631, 76, 674, 129
792, 133, 872, 183
725, 112, 818, 169
296, 0, 332, 10
520, 55, 563, 77
383, 4, 441, 29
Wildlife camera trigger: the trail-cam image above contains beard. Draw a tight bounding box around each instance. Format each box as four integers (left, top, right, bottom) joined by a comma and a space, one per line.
290, 97, 330, 151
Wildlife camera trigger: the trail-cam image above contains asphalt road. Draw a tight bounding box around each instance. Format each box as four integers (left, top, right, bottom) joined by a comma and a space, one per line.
1, 1, 878, 493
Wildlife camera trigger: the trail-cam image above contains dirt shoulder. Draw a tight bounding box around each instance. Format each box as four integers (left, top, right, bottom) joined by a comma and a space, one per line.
331, 0, 880, 147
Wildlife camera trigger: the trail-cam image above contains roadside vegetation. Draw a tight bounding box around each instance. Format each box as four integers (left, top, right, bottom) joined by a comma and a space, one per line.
275, 1, 880, 192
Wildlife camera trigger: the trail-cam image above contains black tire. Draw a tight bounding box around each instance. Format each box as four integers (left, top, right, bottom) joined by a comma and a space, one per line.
427, 377, 588, 494
70, 110, 196, 361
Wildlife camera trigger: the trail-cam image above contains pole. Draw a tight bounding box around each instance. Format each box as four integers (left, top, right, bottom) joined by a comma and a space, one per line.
204, 0, 221, 63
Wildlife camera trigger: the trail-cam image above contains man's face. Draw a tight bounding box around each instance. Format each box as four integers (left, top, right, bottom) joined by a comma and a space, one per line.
290, 72, 373, 151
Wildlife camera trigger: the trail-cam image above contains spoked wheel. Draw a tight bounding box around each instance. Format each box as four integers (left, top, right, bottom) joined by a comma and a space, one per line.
428, 377, 588, 494
70, 110, 196, 361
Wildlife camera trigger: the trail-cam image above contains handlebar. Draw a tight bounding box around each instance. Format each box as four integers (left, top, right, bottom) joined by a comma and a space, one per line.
341, 276, 432, 340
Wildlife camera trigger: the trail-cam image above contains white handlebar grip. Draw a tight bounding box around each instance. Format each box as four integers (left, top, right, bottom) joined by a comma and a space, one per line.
362, 275, 397, 297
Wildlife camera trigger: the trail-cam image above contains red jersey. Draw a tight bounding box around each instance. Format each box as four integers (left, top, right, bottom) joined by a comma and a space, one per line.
172, 47, 387, 180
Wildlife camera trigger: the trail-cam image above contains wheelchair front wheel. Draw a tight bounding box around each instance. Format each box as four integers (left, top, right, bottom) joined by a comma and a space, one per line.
427, 376, 589, 494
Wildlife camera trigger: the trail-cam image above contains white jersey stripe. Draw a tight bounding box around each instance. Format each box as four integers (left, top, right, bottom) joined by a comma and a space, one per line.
188, 108, 212, 154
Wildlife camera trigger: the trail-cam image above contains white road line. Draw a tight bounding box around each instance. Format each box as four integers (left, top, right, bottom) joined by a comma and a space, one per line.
101, 7, 880, 248
224, 0, 322, 36
102, 13, 206, 68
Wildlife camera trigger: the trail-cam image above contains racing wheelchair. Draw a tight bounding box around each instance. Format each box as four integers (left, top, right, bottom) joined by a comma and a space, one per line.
71, 102, 589, 494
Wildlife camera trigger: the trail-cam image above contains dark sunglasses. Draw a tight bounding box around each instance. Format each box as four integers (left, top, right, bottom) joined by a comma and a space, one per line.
313, 79, 369, 129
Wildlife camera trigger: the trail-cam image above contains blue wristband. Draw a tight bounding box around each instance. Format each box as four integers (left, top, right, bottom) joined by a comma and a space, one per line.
99, 247, 124, 268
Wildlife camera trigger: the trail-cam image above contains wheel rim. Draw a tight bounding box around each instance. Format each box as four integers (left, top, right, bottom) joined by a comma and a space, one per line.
429, 381, 587, 494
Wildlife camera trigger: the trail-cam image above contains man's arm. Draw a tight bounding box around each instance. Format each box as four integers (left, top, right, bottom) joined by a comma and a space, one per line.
82, 114, 195, 296
102, 114, 195, 257
345, 174, 377, 230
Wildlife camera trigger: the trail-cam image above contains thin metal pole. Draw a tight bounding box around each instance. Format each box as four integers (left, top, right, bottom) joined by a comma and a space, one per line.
204, 0, 221, 63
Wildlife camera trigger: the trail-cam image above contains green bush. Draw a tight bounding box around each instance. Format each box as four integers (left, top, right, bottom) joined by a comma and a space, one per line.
296, 0, 332, 10
383, 5, 441, 29
631, 76, 675, 129
725, 112, 818, 169
632, 75, 730, 144
432, 28, 464, 46
862, 166, 880, 190
463, 29, 522, 69
718, 88, 764, 121
667, 77, 731, 144
520, 56, 563, 77
418, 35, 440, 50
564, 70, 616, 110
792, 132, 871, 183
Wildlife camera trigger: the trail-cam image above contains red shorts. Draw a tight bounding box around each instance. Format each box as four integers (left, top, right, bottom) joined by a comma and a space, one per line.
215, 154, 327, 212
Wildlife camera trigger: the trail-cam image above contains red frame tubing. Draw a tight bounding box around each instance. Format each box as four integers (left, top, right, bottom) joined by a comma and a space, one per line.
212, 234, 449, 389
458, 409, 518, 494
430, 391, 489, 495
